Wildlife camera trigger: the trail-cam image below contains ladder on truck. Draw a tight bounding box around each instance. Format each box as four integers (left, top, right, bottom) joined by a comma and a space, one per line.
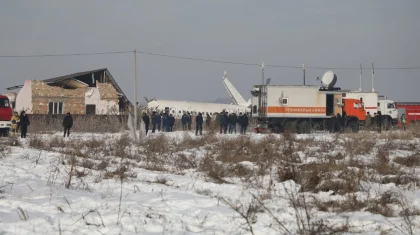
258, 85, 268, 128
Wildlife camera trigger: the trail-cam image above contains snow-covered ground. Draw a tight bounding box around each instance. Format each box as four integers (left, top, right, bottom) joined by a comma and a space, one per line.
1, 130, 420, 234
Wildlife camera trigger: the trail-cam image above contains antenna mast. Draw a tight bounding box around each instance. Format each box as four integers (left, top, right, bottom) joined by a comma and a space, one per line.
303, 64, 306, 85
371, 63, 375, 92
359, 63, 362, 91
261, 62, 265, 85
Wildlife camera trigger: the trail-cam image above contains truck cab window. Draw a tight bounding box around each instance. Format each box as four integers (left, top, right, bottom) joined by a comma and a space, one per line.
0, 99, 10, 108
387, 103, 395, 109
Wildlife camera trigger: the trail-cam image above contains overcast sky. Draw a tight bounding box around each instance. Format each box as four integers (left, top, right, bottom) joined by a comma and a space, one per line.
1, 0, 419, 103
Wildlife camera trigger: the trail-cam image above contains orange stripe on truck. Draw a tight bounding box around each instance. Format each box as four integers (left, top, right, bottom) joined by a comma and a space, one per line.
266, 106, 326, 114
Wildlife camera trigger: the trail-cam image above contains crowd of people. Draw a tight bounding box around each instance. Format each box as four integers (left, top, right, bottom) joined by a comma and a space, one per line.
10, 111, 30, 138
329, 111, 408, 133
142, 109, 249, 136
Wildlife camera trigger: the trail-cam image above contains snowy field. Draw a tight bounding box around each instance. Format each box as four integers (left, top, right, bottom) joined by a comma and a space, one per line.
1, 130, 420, 234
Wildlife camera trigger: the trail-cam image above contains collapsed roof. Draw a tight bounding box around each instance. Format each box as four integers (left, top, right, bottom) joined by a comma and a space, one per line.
5, 68, 130, 104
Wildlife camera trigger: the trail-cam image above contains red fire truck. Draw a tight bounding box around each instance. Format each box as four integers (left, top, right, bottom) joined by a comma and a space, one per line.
0, 95, 12, 135
395, 102, 420, 125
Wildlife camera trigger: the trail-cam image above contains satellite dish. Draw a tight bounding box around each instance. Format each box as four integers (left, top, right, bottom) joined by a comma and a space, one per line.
320, 71, 337, 89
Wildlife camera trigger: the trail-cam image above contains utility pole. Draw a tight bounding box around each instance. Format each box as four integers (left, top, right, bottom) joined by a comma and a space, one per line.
133, 49, 138, 141
302, 64, 306, 85
359, 63, 362, 91
371, 62, 375, 92
261, 62, 265, 85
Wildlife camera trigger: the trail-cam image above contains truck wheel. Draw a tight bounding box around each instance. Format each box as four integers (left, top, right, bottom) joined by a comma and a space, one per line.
347, 121, 359, 133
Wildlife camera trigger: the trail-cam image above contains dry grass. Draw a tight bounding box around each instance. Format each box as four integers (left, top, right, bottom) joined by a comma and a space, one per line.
394, 153, 420, 167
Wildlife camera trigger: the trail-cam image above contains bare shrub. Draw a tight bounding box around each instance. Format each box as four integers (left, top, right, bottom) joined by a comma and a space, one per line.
342, 135, 375, 156
142, 134, 170, 155
173, 153, 197, 171
29, 135, 48, 150
153, 176, 168, 185
95, 160, 109, 171
49, 136, 66, 148
74, 168, 90, 178
103, 165, 136, 180
81, 159, 95, 169
394, 153, 420, 167
199, 153, 229, 184
373, 149, 401, 175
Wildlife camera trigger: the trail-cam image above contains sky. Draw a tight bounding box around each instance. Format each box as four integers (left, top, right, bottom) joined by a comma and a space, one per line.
0, 0, 419, 103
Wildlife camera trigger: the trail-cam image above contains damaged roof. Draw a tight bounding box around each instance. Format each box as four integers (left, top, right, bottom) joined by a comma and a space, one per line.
5, 68, 129, 103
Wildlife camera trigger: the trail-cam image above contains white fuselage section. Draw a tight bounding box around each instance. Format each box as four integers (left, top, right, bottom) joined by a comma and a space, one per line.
147, 100, 249, 118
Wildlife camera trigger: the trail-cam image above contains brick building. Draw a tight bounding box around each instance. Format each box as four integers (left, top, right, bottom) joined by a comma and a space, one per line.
6, 68, 130, 115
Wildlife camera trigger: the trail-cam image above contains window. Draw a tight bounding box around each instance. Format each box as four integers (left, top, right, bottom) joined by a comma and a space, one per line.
282, 98, 288, 105
0, 98, 10, 108
387, 103, 395, 109
48, 102, 63, 114
179, 110, 181, 114
353, 103, 359, 109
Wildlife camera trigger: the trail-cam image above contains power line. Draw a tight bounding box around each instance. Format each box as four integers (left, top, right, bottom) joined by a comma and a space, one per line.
0, 50, 132, 58
1, 49, 420, 70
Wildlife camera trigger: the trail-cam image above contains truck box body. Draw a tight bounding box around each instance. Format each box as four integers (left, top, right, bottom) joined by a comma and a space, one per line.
252, 85, 344, 119
395, 102, 420, 125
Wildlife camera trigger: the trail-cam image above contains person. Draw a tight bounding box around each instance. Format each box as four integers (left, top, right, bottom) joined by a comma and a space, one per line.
335, 113, 342, 132
342, 111, 347, 127
328, 113, 335, 133
63, 112, 73, 137
195, 112, 203, 135
242, 113, 249, 134
238, 112, 248, 134
400, 114, 407, 131
228, 113, 237, 134
376, 111, 383, 133
10, 112, 20, 136
365, 112, 372, 129
206, 113, 211, 127
19, 111, 30, 138
187, 112, 192, 130
181, 112, 189, 130
162, 111, 169, 132
142, 112, 150, 135
169, 114, 175, 132
220, 111, 229, 134
157, 112, 162, 132
151, 111, 159, 133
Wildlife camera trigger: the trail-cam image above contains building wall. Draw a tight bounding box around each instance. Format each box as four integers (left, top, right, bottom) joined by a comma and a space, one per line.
85, 86, 119, 115
31, 80, 88, 114
15, 80, 120, 115
15, 80, 33, 113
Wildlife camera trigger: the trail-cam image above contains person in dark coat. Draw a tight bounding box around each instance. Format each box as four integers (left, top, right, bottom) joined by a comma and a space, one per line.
328, 113, 335, 133
19, 111, 30, 138
238, 113, 249, 134
169, 114, 175, 132
181, 112, 189, 130
142, 112, 150, 135
151, 111, 159, 133
187, 112, 192, 130
157, 112, 162, 132
220, 111, 229, 134
195, 112, 204, 135
376, 111, 383, 133
205, 113, 211, 127
162, 112, 169, 132
334, 113, 342, 132
228, 113, 237, 134
63, 112, 73, 137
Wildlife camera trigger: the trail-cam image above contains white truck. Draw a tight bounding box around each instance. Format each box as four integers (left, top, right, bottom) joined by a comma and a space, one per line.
342, 91, 398, 129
